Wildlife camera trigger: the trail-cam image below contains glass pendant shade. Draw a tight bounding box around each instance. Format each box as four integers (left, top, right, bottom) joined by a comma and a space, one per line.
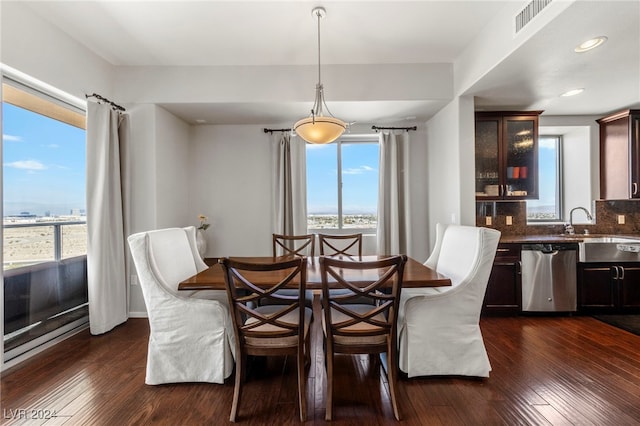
294, 116, 346, 144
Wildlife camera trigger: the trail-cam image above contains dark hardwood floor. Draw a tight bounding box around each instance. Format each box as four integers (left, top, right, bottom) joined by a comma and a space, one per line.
3, 298, 640, 425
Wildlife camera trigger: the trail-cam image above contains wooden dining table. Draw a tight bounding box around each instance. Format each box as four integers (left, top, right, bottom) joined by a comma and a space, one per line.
179, 255, 451, 291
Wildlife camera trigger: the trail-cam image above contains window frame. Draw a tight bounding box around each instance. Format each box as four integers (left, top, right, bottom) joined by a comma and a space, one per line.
527, 134, 563, 223
306, 134, 379, 234
2, 69, 88, 366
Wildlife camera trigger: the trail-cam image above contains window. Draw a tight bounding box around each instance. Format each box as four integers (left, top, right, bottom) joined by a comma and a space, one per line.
527, 135, 561, 221
2, 78, 88, 361
306, 137, 379, 231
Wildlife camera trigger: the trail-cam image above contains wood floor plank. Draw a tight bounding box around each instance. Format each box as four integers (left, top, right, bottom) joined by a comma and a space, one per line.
532, 403, 573, 425
3, 312, 640, 424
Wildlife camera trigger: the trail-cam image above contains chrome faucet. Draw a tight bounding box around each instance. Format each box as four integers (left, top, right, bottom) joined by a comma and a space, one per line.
565, 207, 593, 235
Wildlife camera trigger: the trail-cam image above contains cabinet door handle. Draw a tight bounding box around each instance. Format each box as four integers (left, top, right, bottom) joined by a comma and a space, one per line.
612, 266, 619, 280
620, 266, 625, 280
633, 182, 638, 195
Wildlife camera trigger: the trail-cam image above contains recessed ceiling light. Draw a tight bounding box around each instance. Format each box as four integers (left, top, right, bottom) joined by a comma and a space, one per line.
574, 36, 608, 53
195, 119, 207, 124
561, 88, 585, 97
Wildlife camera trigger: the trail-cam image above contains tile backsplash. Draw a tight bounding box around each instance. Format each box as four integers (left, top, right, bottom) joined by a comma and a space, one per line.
476, 199, 640, 236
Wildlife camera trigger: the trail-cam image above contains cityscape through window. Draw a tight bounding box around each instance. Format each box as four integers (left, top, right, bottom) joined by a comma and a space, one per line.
2, 80, 88, 360
527, 135, 561, 221
306, 138, 379, 231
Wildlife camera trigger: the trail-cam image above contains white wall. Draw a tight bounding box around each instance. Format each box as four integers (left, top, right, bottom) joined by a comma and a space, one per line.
562, 126, 592, 223
0, 2, 112, 102
458, 97, 477, 226
155, 106, 192, 228
126, 104, 193, 234
454, 0, 573, 96
126, 105, 193, 316
190, 125, 274, 257
425, 96, 476, 250
537, 120, 596, 225
539, 115, 600, 203
126, 104, 157, 236
113, 63, 452, 107
426, 103, 459, 248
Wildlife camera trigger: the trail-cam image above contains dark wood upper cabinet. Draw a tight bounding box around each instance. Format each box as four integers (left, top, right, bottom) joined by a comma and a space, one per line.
475, 111, 541, 200
598, 109, 640, 199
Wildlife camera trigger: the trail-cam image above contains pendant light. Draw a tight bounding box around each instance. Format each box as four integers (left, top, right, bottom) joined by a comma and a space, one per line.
293, 7, 347, 144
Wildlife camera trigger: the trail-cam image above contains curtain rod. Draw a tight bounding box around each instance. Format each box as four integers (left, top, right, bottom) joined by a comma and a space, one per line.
85, 93, 126, 112
263, 128, 293, 134
372, 125, 417, 132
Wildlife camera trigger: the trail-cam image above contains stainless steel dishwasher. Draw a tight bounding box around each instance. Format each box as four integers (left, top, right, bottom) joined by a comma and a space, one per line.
521, 243, 578, 312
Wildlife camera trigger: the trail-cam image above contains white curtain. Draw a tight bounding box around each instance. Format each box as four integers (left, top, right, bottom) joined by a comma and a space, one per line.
272, 132, 308, 236
376, 131, 412, 255
86, 101, 130, 335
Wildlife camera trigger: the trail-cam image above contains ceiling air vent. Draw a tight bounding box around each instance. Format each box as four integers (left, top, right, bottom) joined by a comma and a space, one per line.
515, 0, 553, 33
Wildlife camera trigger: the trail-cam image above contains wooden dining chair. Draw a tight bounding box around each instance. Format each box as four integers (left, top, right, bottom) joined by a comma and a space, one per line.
318, 233, 362, 256
318, 233, 372, 304
319, 254, 407, 421
220, 256, 312, 422
273, 233, 315, 257
270, 234, 315, 308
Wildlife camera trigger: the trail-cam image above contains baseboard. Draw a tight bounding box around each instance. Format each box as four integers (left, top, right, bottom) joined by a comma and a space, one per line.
2, 320, 88, 372
128, 311, 148, 318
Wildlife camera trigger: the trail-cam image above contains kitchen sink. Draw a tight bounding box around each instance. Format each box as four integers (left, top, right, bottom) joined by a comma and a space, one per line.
579, 236, 640, 243
574, 236, 640, 262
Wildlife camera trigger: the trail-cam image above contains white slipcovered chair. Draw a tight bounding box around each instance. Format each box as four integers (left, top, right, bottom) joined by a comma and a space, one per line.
397, 223, 501, 378
127, 226, 234, 385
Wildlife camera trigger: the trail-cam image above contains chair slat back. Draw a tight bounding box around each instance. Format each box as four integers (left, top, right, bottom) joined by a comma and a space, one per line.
320, 255, 406, 340
221, 257, 307, 341
318, 233, 362, 256
273, 234, 316, 257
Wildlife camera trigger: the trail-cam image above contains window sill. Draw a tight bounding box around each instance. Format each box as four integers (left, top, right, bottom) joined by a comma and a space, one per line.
308, 229, 376, 235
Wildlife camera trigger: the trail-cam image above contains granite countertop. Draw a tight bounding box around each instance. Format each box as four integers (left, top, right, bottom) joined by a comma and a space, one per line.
500, 234, 640, 244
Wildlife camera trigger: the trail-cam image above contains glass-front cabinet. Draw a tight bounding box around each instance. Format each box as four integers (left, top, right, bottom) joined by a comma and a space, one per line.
475, 111, 541, 200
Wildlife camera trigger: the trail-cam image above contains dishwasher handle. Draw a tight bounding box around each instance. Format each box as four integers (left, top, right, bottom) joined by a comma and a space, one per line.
522, 243, 578, 254
522, 244, 557, 254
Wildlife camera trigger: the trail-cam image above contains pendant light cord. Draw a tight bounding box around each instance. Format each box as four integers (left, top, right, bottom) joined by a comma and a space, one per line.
316, 8, 322, 86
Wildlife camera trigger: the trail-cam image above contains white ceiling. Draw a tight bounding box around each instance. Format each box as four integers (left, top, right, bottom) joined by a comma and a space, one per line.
21, 0, 640, 124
